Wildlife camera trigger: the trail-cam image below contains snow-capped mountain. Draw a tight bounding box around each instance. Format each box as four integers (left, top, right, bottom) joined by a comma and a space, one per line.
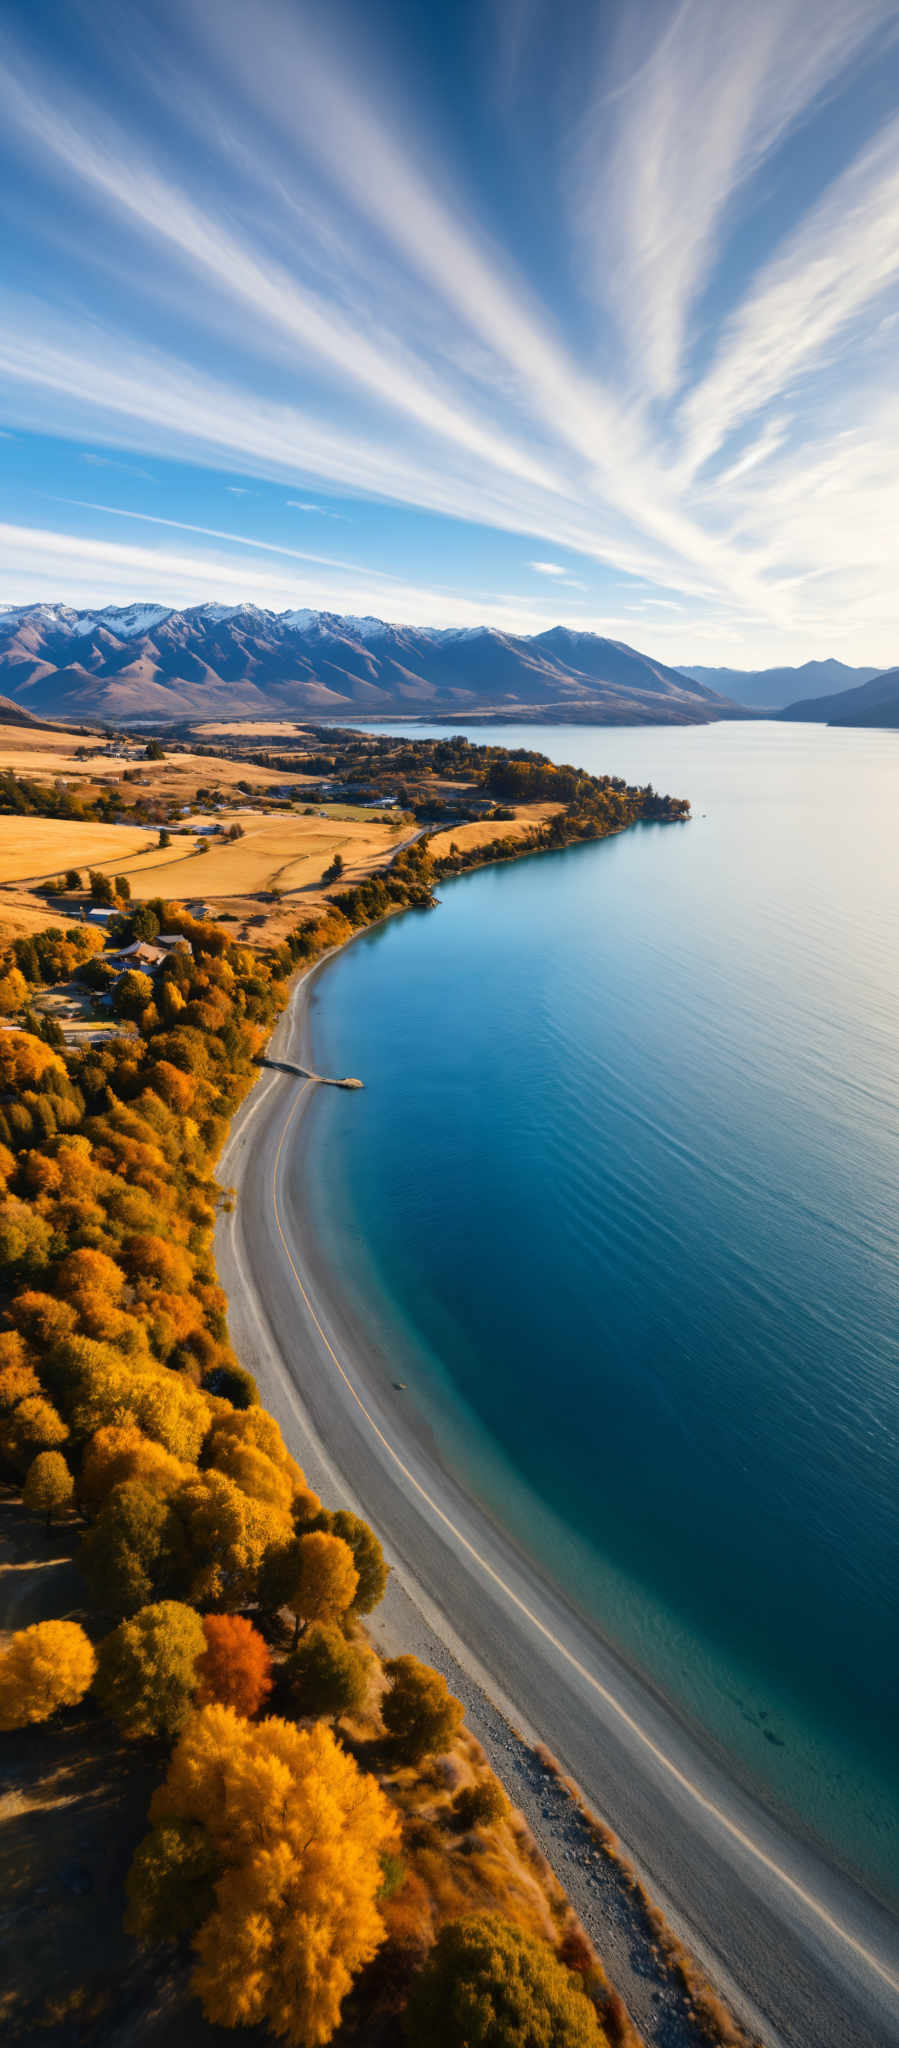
0, 602, 739, 724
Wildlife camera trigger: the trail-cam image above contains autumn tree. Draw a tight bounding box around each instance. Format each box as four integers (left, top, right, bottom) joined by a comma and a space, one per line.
23, 1450, 74, 1525
304, 1508, 388, 1615
194, 1614, 272, 1718
114, 969, 154, 1020
2, 1392, 68, 1474
131, 1704, 398, 2045
177, 1468, 290, 1608
94, 1600, 205, 1739
0, 1199, 52, 1282
404, 1914, 605, 2048
80, 1479, 187, 1615
381, 1655, 464, 1764
268, 1530, 358, 1646
203, 1405, 317, 1518
0, 1620, 96, 1729
281, 1622, 371, 1726
78, 1424, 189, 1518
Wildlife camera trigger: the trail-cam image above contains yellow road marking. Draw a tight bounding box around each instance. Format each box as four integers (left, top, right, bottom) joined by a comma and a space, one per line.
269, 1080, 899, 1999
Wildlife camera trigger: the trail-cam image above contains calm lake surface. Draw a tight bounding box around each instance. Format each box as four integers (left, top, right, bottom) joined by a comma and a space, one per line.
300, 721, 899, 1902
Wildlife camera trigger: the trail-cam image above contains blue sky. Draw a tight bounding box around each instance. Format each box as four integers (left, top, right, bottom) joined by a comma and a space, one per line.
1, 0, 898, 665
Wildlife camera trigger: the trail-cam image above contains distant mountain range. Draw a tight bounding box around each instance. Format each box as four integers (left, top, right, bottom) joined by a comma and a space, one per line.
680, 658, 880, 710
0, 603, 740, 725
779, 666, 899, 728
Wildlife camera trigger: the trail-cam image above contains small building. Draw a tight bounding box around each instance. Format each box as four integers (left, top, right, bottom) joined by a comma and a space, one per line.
156, 933, 192, 956
86, 906, 116, 926
105, 940, 168, 971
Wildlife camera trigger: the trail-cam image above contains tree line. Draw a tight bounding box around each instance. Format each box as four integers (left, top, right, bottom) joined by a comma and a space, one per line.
0, 896, 623, 2048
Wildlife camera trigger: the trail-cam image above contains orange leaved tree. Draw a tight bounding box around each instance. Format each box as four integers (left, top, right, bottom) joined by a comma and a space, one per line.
194, 1614, 272, 1718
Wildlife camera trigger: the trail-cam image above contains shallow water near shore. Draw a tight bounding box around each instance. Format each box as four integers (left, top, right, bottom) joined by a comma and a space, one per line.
298, 720, 899, 1904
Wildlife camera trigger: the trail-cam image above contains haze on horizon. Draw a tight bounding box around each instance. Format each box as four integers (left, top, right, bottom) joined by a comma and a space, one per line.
1, 0, 898, 670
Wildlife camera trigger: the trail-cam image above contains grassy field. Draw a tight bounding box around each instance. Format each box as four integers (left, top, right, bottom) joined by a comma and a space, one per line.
428, 802, 562, 857
0, 816, 157, 884
100, 810, 408, 904
0, 720, 321, 797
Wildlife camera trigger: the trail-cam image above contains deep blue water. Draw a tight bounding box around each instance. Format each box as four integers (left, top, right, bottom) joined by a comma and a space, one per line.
300, 721, 899, 1902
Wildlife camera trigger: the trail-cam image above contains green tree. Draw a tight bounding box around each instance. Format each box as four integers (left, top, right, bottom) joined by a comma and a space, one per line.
64, 868, 82, 892
23, 1450, 74, 1525
282, 1622, 370, 1725
79, 1479, 186, 1615
381, 1654, 464, 1764
94, 1600, 205, 1739
114, 875, 132, 902
125, 1819, 217, 1941
404, 1915, 605, 2048
89, 870, 115, 905
159, 828, 171, 849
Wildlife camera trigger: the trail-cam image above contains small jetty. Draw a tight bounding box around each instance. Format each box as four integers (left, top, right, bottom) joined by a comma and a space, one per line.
260, 1056, 363, 1090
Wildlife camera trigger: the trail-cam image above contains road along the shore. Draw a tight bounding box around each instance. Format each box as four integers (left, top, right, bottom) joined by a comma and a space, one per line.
216, 955, 899, 2048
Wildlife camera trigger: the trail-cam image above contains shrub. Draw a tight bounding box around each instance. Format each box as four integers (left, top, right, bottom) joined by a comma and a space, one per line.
448, 1778, 509, 1832
382, 1655, 464, 1764
0, 1620, 96, 1729
200, 1361, 259, 1409
404, 1914, 604, 2047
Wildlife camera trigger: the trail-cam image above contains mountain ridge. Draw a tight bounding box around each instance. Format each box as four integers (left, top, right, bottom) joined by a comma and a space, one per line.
778, 666, 899, 728
680, 658, 880, 710
0, 602, 743, 725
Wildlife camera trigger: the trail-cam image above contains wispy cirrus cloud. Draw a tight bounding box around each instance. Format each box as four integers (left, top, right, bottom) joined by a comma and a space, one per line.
0, 0, 896, 663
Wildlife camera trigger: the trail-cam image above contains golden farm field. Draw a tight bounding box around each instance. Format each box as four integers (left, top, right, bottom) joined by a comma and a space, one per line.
0, 815, 156, 883
428, 802, 563, 858
109, 811, 405, 899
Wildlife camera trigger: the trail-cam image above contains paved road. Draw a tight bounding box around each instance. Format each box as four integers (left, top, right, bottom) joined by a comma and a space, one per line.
218, 971, 899, 2048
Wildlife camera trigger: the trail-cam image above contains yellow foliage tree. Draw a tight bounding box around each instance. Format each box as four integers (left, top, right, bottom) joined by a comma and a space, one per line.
278, 1531, 358, 1646
0, 1358, 42, 1409
178, 1469, 292, 1608
0, 1030, 66, 1092
204, 1408, 319, 1520
23, 1449, 74, 1524
144, 1704, 398, 2046
0, 965, 28, 1015
79, 1424, 190, 1516
2, 1393, 68, 1474
0, 1620, 96, 1729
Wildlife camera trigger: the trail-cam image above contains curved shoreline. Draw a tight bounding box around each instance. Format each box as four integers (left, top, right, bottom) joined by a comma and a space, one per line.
216, 937, 899, 2048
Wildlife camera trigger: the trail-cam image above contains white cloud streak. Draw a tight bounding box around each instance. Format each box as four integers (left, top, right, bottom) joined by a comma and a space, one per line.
0, 0, 896, 663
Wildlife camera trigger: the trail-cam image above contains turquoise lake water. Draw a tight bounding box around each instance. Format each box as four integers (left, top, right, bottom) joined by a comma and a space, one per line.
300, 721, 899, 1902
